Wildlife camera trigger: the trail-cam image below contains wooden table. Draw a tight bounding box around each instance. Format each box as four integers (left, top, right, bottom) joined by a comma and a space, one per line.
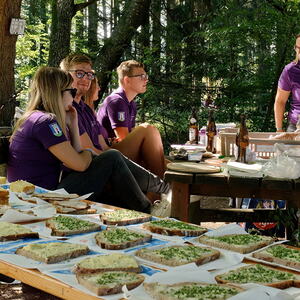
164, 169, 300, 230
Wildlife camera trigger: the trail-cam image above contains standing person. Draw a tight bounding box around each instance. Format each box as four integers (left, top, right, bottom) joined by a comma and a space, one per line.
274, 34, 300, 132
60, 55, 166, 179
7, 67, 169, 213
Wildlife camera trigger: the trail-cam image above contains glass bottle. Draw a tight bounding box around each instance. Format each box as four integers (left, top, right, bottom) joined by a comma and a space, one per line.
188, 108, 198, 144
206, 110, 217, 153
236, 114, 249, 163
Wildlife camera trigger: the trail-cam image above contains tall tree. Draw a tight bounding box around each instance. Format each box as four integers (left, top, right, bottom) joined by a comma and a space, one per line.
48, 0, 97, 67
0, 0, 22, 126
94, 0, 151, 102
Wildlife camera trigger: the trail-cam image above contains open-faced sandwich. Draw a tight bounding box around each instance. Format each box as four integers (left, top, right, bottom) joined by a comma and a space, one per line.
100, 209, 151, 225
135, 244, 220, 267
215, 263, 300, 289
198, 233, 276, 254
16, 242, 89, 263
95, 227, 152, 250
252, 244, 300, 270
144, 282, 245, 300
143, 219, 207, 236
0, 221, 39, 241
46, 215, 101, 236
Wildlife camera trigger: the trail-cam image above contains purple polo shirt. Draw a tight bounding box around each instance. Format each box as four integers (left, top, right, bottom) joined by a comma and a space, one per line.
73, 99, 103, 150
278, 61, 300, 124
7, 111, 67, 190
96, 87, 137, 139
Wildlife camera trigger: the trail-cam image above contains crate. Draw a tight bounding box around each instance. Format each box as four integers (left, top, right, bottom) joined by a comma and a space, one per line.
219, 128, 300, 158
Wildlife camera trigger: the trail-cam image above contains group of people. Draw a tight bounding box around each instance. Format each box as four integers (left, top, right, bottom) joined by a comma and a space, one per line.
7, 55, 169, 214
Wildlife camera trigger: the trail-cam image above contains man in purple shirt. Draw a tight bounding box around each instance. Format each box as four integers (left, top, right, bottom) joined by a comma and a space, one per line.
97, 60, 147, 141
274, 34, 300, 132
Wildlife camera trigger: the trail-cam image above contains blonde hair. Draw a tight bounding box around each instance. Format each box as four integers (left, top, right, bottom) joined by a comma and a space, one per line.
85, 76, 99, 111
12, 67, 73, 139
117, 60, 144, 85
294, 34, 300, 64
60, 53, 92, 71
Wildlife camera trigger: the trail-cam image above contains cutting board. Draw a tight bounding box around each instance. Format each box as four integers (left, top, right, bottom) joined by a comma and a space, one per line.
167, 162, 221, 173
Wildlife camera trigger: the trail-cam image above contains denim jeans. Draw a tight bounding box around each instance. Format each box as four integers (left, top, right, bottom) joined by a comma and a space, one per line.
58, 149, 169, 213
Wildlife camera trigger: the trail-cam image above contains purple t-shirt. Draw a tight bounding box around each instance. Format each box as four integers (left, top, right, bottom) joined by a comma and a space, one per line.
96, 87, 137, 139
73, 100, 103, 150
278, 61, 300, 124
7, 111, 67, 190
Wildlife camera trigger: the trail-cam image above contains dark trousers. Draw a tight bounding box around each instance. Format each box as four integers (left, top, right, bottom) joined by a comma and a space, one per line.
58, 149, 169, 213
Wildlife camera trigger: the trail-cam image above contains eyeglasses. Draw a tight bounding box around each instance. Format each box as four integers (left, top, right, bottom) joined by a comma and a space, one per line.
69, 70, 95, 80
63, 88, 77, 98
128, 74, 149, 80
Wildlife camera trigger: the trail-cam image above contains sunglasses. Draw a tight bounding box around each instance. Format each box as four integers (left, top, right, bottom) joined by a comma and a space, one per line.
63, 88, 77, 98
69, 69, 95, 80
128, 74, 149, 80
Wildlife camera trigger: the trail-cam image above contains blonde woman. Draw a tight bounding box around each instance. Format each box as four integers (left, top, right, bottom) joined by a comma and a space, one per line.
8, 67, 169, 213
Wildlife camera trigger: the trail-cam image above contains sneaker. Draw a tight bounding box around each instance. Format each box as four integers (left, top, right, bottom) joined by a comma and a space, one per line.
151, 197, 171, 218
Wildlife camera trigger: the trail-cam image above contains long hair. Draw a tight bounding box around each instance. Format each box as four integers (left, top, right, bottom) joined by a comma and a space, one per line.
12, 67, 73, 139
84, 76, 99, 111
294, 34, 300, 64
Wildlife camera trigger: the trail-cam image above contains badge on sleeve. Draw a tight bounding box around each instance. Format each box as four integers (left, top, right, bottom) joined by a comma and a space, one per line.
49, 122, 63, 137
118, 112, 125, 122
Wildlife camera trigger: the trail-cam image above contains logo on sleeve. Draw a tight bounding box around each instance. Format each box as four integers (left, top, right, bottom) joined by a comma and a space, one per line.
118, 112, 125, 122
49, 122, 63, 137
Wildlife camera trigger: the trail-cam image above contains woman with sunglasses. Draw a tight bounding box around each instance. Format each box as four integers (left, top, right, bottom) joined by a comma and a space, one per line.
7, 67, 169, 213
274, 34, 300, 132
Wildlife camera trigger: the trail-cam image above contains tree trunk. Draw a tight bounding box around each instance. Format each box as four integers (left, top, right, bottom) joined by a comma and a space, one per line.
88, 1, 98, 56
94, 0, 151, 104
0, 0, 22, 126
48, 0, 97, 67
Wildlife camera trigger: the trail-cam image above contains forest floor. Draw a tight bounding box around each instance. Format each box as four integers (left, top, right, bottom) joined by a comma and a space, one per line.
0, 196, 231, 299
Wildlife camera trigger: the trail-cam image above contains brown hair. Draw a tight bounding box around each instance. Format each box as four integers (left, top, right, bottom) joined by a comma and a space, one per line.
85, 76, 99, 111
117, 60, 144, 85
294, 34, 300, 64
12, 67, 73, 139
60, 53, 92, 71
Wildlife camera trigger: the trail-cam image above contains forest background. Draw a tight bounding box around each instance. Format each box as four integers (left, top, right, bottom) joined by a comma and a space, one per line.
1, 0, 300, 151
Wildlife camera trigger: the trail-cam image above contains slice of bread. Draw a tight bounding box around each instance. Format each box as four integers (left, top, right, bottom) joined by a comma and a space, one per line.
198, 234, 276, 254
0, 187, 9, 205
75, 253, 141, 274
52, 200, 88, 209
252, 244, 300, 270
10, 180, 35, 194
16, 242, 89, 264
144, 282, 245, 300
55, 205, 96, 214
0, 221, 39, 241
215, 263, 300, 289
135, 244, 220, 267
33, 192, 79, 201
143, 219, 207, 236
46, 215, 101, 236
95, 227, 152, 250
76, 271, 144, 296
100, 209, 151, 226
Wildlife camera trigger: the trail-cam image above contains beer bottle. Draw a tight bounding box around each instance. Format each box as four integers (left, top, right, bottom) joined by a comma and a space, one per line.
206, 110, 217, 153
188, 108, 198, 144
236, 114, 249, 163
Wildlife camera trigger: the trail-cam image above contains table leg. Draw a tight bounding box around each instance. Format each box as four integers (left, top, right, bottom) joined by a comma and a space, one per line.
170, 182, 190, 222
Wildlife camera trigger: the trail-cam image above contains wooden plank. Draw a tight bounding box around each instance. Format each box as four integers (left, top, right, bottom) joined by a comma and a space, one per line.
170, 181, 190, 222
0, 260, 101, 300
261, 176, 293, 191
228, 174, 260, 198
164, 170, 194, 184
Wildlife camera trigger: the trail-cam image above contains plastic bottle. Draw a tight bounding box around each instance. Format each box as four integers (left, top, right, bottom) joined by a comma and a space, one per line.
198, 126, 207, 146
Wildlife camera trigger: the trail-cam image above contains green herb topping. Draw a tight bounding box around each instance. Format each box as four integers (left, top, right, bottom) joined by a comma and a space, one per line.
150, 219, 205, 231
266, 245, 300, 262
212, 234, 263, 245
54, 215, 95, 230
